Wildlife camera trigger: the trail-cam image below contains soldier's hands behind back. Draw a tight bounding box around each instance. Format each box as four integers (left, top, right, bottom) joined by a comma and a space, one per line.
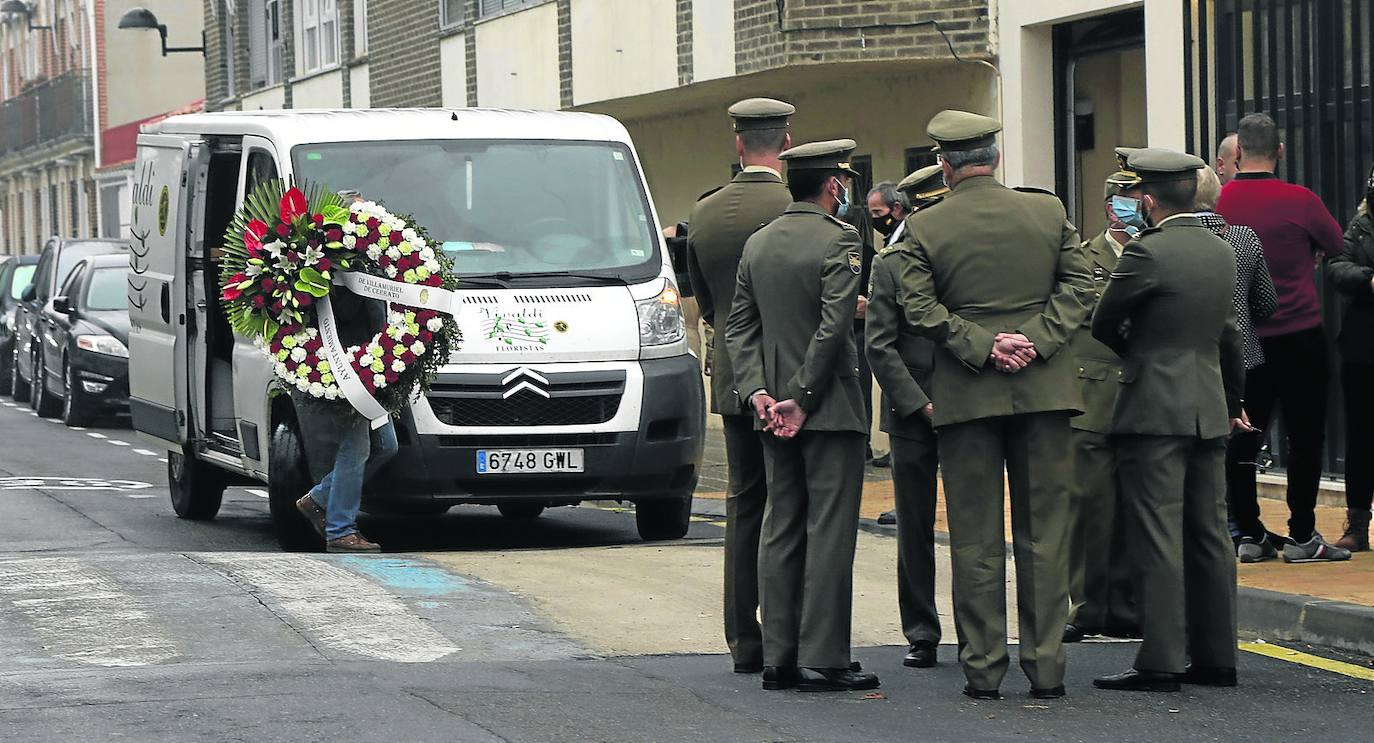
751, 393, 778, 423
767, 399, 807, 439
991, 332, 1036, 373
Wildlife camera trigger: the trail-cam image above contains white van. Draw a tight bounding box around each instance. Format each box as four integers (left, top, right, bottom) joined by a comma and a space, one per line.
127, 109, 704, 550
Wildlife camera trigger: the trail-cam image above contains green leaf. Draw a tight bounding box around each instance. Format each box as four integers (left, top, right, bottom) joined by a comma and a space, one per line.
321, 204, 350, 226
294, 266, 331, 297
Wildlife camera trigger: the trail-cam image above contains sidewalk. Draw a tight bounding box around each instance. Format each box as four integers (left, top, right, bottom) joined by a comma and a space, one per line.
694, 427, 1374, 656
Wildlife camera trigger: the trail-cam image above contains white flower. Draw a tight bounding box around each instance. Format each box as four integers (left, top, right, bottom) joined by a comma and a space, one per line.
419, 247, 435, 261
308, 382, 325, 398
290, 347, 307, 362
391, 359, 406, 373
303, 245, 324, 265
410, 341, 425, 355
245, 263, 263, 278
424, 259, 441, 273
388, 310, 404, 325
402, 228, 417, 242
295, 378, 310, 392
385, 246, 401, 260
426, 318, 444, 332
306, 328, 319, 339
385, 266, 398, 278
366, 246, 382, 260
343, 234, 357, 248
373, 374, 387, 388
324, 386, 339, 400
358, 354, 374, 367
276, 362, 289, 377
346, 345, 360, 355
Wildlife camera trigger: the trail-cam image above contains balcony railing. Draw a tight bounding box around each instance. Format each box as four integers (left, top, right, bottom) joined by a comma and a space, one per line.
0, 70, 93, 158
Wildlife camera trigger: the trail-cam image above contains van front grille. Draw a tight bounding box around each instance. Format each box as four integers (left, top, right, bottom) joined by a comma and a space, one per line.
428, 389, 622, 426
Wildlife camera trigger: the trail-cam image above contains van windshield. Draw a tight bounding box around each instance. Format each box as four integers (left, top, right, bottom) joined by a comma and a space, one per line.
292, 140, 660, 284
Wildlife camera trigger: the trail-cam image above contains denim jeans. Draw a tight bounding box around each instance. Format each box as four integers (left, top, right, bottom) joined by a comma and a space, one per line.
308, 417, 398, 540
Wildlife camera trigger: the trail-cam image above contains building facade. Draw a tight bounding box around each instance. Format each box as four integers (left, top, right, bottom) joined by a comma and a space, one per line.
0, 0, 204, 255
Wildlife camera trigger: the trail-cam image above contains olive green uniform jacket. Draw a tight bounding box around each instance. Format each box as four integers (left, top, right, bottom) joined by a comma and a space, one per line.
1068, 231, 1125, 434
865, 243, 935, 439
724, 201, 867, 433
686, 169, 792, 415
897, 175, 1092, 427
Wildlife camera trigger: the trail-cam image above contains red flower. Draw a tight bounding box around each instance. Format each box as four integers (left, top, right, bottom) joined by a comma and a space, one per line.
280, 186, 308, 224
388, 231, 403, 246
282, 324, 302, 336
366, 217, 379, 229
418, 330, 433, 343
308, 369, 322, 383
384, 370, 399, 384
284, 250, 300, 263
312, 213, 324, 226
297, 293, 314, 307
252, 295, 266, 309
378, 255, 391, 268
316, 258, 332, 272
275, 222, 291, 237
426, 275, 444, 286
400, 351, 416, 364
269, 339, 283, 354
222, 285, 242, 301
261, 278, 275, 291
326, 227, 343, 242
379, 335, 396, 349
244, 219, 269, 252
400, 334, 415, 347
303, 338, 322, 352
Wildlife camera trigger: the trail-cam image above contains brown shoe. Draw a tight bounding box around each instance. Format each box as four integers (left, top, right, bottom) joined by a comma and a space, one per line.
326, 533, 381, 553
295, 495, 326, 539
1334, 509, 1371, 552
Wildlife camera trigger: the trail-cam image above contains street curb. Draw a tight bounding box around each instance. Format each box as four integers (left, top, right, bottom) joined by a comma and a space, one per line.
694, 497, 1374, 657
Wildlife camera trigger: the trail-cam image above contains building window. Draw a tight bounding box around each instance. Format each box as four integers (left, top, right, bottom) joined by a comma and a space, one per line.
479, 0, 543, 18
249, 0, 285, 88
48, 184, 58, 239
298, 0, 340, 74
353, 0, 368, 55
904, 146, 938, 176
220, 0, 237, 99
440, 0, 463, 28
68, 181, 78, 236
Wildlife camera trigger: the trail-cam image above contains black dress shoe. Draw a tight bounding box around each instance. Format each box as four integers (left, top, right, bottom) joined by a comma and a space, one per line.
761, 666, 799, 690
1100, 625, 1142, 639
734, 661, 764, 674
1062, 624, 1086, 643
849, 660, 863, 672
1093, 669, 1180, 692
1029, 685, 1066, 699
796, 667, 881, 692
1182, 665, 1237, 687
904, 641, 937, 668
877, 510, 897, 525
962, 685, 1001, 700
871, 452, 891, 468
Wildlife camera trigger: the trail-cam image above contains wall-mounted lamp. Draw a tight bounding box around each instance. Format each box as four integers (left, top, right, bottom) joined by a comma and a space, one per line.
117, 7, 205, 57
0, 1, 53, 31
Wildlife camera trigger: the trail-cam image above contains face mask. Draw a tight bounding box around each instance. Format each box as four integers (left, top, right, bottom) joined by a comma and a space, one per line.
834, 178, 852, 219
873, 212, 898, 237
1110, 195, 1146, 236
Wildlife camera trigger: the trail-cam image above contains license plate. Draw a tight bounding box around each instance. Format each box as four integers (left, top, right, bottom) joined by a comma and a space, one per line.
476, 449, 585, 474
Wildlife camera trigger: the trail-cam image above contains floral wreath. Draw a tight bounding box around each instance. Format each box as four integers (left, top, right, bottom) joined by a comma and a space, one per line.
219, 180, 460, 415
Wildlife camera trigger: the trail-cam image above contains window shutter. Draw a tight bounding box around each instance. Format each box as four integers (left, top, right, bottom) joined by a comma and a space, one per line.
247, 0, 266, 88
480, 0, 504, 17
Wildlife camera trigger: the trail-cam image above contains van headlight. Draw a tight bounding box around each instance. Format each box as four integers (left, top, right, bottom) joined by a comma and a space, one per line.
77, 334, 129, 358
636, 285, 685, 346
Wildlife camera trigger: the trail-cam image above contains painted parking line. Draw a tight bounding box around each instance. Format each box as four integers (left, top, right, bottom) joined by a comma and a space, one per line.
246, 489, 269, 499
108, 440, 130, 447
1241, 641, 1374, 682
85, 431, 107, 439
134, 449, 158, 457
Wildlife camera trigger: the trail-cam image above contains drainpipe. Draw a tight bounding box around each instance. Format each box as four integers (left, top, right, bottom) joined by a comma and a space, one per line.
86, 0, 101, 237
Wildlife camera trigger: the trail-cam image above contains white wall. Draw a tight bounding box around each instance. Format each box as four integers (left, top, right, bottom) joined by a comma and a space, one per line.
691, 0, 735, 83
570, 0, 677, 106
350, 64, 370, 108
439, 33, 468, 108
103, 0, 205, 127
291, 69, 344, 108
241, 84, 286, 111
475, 4, 560, 110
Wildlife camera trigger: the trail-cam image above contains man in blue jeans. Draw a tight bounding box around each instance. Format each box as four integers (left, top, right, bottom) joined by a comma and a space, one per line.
296, 418, 398, 552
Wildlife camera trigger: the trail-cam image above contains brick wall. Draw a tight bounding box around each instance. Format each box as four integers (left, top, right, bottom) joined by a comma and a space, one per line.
734, 0, 785, 76
557, 0, 572, 108
368, 0, 442, 108
676, 0, 692, 86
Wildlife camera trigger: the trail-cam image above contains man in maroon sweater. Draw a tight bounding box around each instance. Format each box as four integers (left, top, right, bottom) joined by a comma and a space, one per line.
1216, 112, 1349, 563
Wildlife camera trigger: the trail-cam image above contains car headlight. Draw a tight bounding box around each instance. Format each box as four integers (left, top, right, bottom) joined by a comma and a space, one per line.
76, 334, 129, 358
636, 284, 685, 347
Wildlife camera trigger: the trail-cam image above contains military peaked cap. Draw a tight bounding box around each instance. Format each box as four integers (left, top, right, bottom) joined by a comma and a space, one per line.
897, 164, 949, 204
779, 139, 860, 177
729, 98, 795, 131
927, 109, 1001, 152
1105, 146, 1144, 199
1127, 148, 1206, 183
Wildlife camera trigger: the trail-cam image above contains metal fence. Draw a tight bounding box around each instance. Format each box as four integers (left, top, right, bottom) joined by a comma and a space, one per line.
1185, 0, 1373, 477
0, 69, 93, 157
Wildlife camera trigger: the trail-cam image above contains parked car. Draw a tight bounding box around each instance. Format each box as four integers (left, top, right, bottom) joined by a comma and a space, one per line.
0, 255, 39, 396
12, 237, 128, 410
34, 255, 131, 426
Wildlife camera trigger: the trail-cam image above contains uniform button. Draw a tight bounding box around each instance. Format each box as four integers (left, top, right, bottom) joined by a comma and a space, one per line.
1079, 367, 1085, 373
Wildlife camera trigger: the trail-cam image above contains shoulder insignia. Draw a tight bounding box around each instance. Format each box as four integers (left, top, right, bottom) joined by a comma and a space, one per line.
846, 251, 863, 275
823, 213, 859, 232
696, 185, 724, 202
877, 242, 909, 258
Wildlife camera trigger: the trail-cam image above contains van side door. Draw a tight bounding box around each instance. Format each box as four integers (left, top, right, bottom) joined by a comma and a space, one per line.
128, 134, 208, 449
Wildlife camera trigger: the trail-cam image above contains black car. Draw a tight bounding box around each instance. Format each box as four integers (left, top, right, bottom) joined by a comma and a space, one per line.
33, 255, 132, 426
12, 237, 127, 409
0, 254, 39, 396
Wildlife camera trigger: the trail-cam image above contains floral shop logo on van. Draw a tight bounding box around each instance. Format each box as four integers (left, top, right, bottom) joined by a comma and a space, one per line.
157, 185, 170, 236
481, 308, 550, 350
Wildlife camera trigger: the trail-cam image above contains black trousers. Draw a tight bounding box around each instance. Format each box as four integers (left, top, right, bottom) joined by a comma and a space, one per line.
721, 414, 768, 667
1343, 361, 1374, 511
890, 427, 941, 646
1226, 326, 1329, 542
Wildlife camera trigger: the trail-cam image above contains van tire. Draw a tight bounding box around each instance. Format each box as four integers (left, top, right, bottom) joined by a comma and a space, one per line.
497, 503, 545, 520
34, 350, 61, 417
635, 496, 691, 541
8, 347, 27, 402
168, 449, 226, 520
268, 422, 323, 552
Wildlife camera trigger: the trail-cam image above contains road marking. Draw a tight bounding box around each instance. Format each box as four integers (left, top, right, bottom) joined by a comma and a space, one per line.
68, 426, 86, 430
246, 488, 269, 499
1, 401, 13, 407
108, 440, 130, 447
134, 449, 158, 457
158, 458, 167, 463
85, 431, 106, 439
191, 553, 459, 663
1241, 641, 1374, 682
0, 557, 177, 667
709, 521, 728, 528
0, 477, 152, 492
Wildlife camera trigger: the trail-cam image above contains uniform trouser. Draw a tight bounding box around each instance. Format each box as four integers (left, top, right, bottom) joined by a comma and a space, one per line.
939, 412, 1072, 691
854, 325, 874, 457
890, 427, 941, 647
1117, 434, 1237, 674
1067, 429, 1138, 632
758, 429, 866, 669
721, 413, 768, 666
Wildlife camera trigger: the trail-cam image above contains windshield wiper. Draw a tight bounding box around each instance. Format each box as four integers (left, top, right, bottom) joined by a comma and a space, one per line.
456, 274, 512, 288
499, 270, 628, 285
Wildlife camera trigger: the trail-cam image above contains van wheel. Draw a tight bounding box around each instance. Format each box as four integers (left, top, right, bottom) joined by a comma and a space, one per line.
8, 347, 27, 402
168, 448, 226, 520
497, 503, 545, 520
61, 360, 93, 427
268, 422, 323, 552
635, 496, 692, 541
33, 350, 61, 417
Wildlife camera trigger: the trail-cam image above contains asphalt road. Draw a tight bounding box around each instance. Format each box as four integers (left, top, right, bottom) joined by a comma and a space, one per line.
1, 399, 1372, 742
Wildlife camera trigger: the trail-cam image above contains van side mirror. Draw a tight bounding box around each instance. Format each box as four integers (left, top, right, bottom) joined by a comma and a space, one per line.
52, 296, 73, 315
20, 284, 35, 303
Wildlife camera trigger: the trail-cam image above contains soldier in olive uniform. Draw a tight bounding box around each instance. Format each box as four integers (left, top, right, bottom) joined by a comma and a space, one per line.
1091, 149, 1245, 693
724, 139, 878, 693
865, 164, 947, 669
1064, 154, 1144, 643
897, 110, 1092, 700
684, 97, 795, 675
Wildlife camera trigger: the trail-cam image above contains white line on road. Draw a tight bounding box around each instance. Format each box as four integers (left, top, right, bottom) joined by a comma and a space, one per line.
246, 489, 269, 499
191, 553, 458, 663
85, 431, 106, 439
69, 426, 86, 431
158, 458, 167, 463
134, 449, 158, 457
108, 440, 130, 447
0, 557, 178, 667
